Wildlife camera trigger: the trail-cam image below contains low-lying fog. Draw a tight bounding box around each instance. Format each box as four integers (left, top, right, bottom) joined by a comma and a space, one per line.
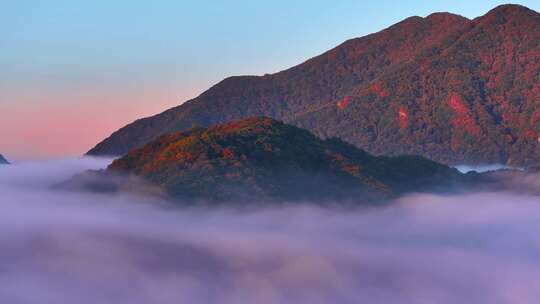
454, 164, 516, 173
1, 158, 539, 303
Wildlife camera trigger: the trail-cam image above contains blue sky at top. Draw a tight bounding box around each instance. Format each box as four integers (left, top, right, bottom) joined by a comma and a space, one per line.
3, 1, 540, 100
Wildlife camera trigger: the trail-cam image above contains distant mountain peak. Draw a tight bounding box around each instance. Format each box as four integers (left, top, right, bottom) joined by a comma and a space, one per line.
488, 3, 535, 14
0, 154, 9, 165
425, 12, 470, 23
478, 3, 539, 24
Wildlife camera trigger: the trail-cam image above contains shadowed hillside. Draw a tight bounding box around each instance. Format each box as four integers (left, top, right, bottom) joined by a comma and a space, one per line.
77, 118, 465, 203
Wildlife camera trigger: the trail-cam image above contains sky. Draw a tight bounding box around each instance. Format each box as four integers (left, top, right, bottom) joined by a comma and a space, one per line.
2, 0, 540, 160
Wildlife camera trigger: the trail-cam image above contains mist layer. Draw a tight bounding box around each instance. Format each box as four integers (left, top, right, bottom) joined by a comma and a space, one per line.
0, 159, 539, 303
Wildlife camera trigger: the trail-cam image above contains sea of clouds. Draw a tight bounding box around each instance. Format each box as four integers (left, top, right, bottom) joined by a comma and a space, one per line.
0, 158, 540, 303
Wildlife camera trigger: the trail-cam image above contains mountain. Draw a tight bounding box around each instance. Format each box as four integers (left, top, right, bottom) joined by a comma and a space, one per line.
75, 117, 465, 203
88, 5, 540, 166
0, 154, 9, 165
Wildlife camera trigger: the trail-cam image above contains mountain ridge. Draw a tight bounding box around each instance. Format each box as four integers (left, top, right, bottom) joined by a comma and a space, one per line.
88, 4, 540, 166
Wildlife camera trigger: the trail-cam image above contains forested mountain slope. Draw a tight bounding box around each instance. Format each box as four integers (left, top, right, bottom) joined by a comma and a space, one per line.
88, 5, 540, 166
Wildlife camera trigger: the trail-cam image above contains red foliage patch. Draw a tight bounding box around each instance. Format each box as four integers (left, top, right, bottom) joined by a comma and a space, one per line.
211, 117, 275, 136
222, 148, 235, 160
524, 129, 536, 138
398, 105, 408, 130
370, 82, 389, 98
337, 96, 349, 110
447, 93, 480, 136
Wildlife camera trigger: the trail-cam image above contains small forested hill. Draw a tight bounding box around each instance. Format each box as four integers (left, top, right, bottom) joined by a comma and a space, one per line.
96, 117, 464, 203
0, 154, 9, 165
88, 5, 540, 166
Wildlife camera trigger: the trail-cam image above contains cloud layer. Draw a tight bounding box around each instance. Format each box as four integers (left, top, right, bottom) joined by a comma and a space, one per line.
0, 158, 539, 303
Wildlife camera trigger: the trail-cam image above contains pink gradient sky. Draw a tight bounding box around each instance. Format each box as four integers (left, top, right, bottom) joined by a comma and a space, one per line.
0, 84, 202, 160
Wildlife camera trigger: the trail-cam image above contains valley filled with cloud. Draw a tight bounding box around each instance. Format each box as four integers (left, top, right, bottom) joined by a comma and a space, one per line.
1, 159, 539, 303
